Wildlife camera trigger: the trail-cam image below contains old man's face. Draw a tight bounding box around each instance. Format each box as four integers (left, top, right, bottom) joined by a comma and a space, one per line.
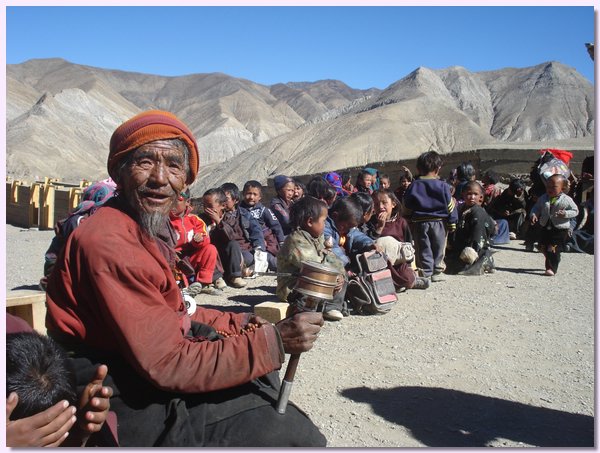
121, 140, 187, 228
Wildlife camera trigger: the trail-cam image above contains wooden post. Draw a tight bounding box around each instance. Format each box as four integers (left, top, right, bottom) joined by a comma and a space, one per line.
39, 183, 56, 230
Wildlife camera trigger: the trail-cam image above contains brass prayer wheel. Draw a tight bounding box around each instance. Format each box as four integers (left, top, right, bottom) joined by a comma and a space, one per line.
293, 261, 339, 300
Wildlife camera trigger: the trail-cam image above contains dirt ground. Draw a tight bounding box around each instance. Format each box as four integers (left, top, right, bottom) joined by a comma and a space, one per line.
5, 224, 595, 447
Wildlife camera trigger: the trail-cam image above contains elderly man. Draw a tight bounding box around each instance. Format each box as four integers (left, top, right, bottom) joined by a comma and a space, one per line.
45, 110, 326, 447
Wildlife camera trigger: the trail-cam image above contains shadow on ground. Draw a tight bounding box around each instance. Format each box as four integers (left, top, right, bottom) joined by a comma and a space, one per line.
10, 284, 41, 291
342, 386, 593, 447
228, 294, 277, 306
495, 267, 544, 275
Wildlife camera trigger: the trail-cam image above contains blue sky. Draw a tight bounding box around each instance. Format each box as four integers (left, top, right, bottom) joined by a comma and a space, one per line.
5, 5, 595, 89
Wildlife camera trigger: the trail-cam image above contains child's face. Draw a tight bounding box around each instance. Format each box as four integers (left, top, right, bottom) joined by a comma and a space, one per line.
400, 177, 411, 190
223, 191, 237, 212
304, 206, 328, 238
171, 194, 188, 216
546, 177, 565, 197
362, 206, 374, 224
203, 194, 224, 215
375, 193, 396, 217
331, 212, 358, 236
293, 184, 304, 200
362, 174, 373, 188
380, 178, 390, 189
243, 186, 261, 207
279, 182, 295, 203
462, 187, 484, 207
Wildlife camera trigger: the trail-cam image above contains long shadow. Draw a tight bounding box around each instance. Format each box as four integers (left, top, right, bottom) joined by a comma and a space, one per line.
199, 304, 252, 314
228, 294, 277, 306
342, 386, 593, 447
252, 285, 277, 295
495, 267, 544, 275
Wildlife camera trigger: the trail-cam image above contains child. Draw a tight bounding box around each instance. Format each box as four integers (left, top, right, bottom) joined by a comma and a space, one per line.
293, 180, 306, 202
169, 188, 222, 295
240, 180, 285, 271
446, 182, 497, 275
403, 151, 458, 282
350, 191, 375, 236
270, 175, 296, 235
379, 174, 391, 190
341, 172, 356, 195
307, 175, 338, 207
487, 178, 527, 240
325, 172, 348, 197
530, 174, 579, 276
277, 196, 346, 320
481, 170, 503, 208
355, 169, 374, 194
367, 189, 430, 290
6, 329, 115, 447
454, 162, 476, 200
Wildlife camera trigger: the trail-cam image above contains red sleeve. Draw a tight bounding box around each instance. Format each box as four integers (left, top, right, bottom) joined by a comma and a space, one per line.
188, 214, 211, 248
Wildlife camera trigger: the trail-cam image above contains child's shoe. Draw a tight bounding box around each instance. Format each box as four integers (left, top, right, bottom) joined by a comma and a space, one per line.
412, 277, 430, 290
431, 272, 447, 282
213, 277, 227, 290
228, 277, 248, 288
544, 269, 555, 276
323, 309, 343, 321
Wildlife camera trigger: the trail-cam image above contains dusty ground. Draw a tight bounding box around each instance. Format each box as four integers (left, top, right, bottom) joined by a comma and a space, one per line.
5, 224, 595, 447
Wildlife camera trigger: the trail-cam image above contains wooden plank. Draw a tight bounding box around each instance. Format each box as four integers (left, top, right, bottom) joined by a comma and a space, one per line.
6, 290, 47, 335
254, 301, 289, 324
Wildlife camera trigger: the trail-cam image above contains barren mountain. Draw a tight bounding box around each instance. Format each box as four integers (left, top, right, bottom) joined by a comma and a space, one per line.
6, 58, 594, 190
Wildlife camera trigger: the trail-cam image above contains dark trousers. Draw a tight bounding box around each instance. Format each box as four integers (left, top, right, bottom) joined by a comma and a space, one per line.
540, 225, 569, 273
218, 241, 254, 278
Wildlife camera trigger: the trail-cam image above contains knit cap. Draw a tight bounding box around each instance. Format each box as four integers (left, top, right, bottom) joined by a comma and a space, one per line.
274, 175, 294, 191
108, 110, 199, 184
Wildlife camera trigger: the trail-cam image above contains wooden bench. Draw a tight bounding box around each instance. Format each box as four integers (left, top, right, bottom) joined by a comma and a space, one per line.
6, 289, 47, 334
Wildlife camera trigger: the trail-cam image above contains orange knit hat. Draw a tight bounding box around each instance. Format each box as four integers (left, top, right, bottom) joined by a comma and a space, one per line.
108, 110, 199, 184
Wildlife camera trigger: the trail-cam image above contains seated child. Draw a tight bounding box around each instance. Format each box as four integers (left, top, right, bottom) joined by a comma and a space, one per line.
6, 327, 115, 447
367, 189, 430, 290
169, 188, 221, 295
341, 172, 356, 195
40, 179, 116, 290
446, 181, 497, 275
277, 196, 346, 320
293, 180, 306, 202
530, 174, 579, 276
481, 170, 503, 208
307, 176, 338, 207
379, 174, 391, 190
207, 183, 265, 287
355, 169, 374, 194
325, 172, 348, 197
487, 178, 527, 240
240, 180, 285, 271
270, 175, 296, 235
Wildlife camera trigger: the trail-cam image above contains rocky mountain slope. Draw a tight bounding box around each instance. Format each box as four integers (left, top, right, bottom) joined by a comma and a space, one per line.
6, 58, 594, 191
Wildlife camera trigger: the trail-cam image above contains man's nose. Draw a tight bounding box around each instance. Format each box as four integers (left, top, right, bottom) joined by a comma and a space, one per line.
149, 162, 168, 185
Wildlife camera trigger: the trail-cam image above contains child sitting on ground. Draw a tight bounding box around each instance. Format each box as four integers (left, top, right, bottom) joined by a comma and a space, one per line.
277, 196, 346, 320
270, 175, 296, 235
169, 188, 222, 295
379, 174, 391, 190
293, 180, 306, 202
367, 189, 430, 290
355, 169, 375, 194
403, 151, 458, 282
530, 174, 579, 276
6, 328, 115, 447
487, 178, 527, 240
240, 180, 285, 271
446, 181, 497, 275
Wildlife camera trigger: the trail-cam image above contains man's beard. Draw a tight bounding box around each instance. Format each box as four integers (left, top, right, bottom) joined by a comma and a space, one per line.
123, 185, 174, 239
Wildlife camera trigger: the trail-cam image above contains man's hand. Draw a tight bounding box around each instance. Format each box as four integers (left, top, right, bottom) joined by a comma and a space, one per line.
6, 393, 76, 447
276, 312, 324, 355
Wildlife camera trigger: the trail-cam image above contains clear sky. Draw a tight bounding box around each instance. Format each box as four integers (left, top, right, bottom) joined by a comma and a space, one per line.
5, 5, 596, 90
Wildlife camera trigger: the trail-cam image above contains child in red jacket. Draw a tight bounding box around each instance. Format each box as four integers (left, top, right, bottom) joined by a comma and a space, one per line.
169, 189, 221, 295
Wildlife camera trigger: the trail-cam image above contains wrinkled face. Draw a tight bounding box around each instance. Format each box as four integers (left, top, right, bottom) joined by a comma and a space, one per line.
243, 187, 261, 207
305, 206, 328, 238
546, 177, 565, 197
279, 182, 295, 203
223, 191, 237, 212
121, 140, 187, 217
203, 194, 224, 216
463, 187, 484, 207
374, 193, 396, 217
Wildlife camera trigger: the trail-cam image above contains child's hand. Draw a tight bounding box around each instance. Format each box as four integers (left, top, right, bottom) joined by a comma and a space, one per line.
6, 393, 76, 447
530, 214, 538, 225
193, 232, 205, 243
556, 209, 566, 218
204, 207, 223, 225
68, 364, 113, 446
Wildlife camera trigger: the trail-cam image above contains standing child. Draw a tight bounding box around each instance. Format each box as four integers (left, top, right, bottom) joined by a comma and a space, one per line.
277, 196, 346, 320
368, 189, 430, 290
241, 180, 285, 271
403, 151, 458, 282
169, 189, 220, 295
530, 174, 579, 276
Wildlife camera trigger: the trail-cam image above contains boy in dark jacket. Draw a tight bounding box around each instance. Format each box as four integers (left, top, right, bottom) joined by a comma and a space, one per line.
403, 151, 458, 282
240, 180, 285, 271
